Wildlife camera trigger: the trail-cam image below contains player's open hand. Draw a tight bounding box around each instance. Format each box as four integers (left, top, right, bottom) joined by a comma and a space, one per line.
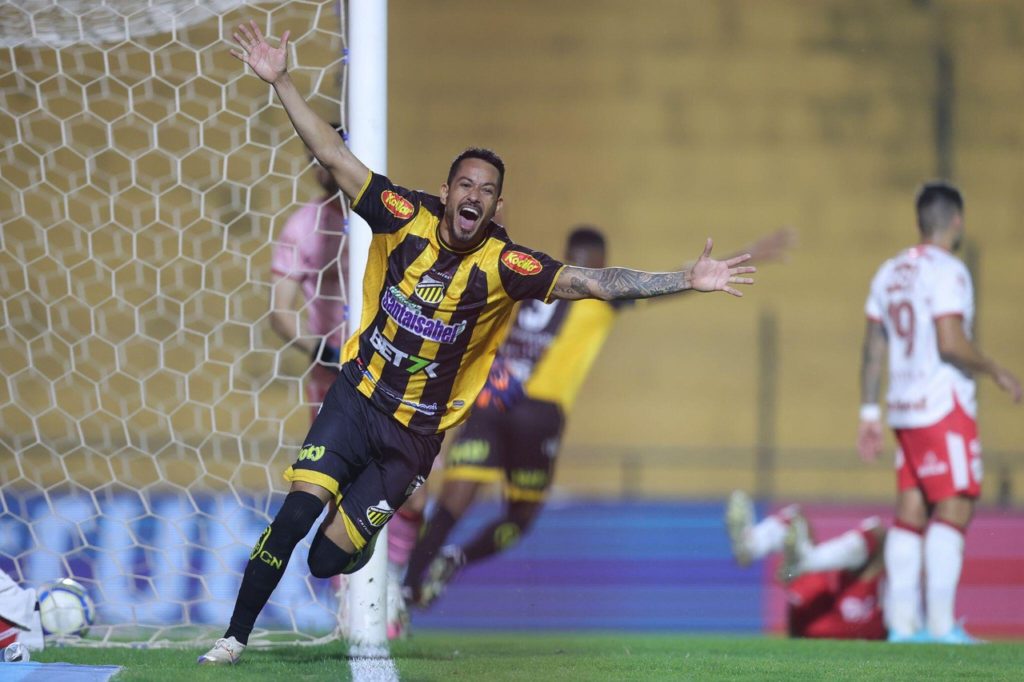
744, 226, 798, 265
688, 238, 756, 297
994, 365, 1023, 403
857, 419, 884, 462
231, 20, 290, 84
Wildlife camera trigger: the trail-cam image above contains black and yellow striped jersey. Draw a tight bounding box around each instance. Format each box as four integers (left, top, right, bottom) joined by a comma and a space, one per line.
498, 298, 623, 411
341, 172, 565, 434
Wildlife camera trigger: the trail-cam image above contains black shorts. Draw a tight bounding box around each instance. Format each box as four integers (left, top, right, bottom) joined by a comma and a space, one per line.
284, 376, 443, 550
445, 397, 564, 503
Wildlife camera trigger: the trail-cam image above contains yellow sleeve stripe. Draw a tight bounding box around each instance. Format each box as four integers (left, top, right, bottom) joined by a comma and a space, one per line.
350, 170, 374, 209
543, 264, 567, 303
444, 465, 504, 484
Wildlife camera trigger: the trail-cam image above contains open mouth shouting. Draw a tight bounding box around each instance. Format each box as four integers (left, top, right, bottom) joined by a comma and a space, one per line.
456, 203, 482, 235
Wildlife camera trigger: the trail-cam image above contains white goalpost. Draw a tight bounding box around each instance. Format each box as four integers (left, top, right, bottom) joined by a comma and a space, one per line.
0, 0, 388, 649
344, 0, 389, 656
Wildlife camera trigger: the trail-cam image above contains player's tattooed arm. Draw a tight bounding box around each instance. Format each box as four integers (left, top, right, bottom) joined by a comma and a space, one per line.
859, 319, 887, 406
552, 267, 687, 301
550, 238, 755, 301
857, 318, 888, 462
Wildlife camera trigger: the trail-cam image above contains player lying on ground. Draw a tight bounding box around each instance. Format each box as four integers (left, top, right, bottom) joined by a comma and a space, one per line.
398, 227, 795, 631
726, 491, 886, 641
198, 21, 757, 665
0, 569, 44, 652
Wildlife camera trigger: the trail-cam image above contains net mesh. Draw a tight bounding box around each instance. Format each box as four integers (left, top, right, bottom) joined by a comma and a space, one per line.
0, 0, 349, 646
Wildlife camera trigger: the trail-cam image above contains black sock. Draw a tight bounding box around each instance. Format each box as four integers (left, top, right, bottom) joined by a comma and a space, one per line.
462, 519, 523, 563
225, 491, 324, 644
403, 506, 458, 596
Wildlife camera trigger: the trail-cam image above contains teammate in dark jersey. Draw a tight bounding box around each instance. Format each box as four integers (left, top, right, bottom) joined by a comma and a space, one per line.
402, 227, 795, 613
200, 22, 757, 665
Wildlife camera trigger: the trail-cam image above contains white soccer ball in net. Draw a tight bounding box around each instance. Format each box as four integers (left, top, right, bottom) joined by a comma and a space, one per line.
38, 579, 95, 637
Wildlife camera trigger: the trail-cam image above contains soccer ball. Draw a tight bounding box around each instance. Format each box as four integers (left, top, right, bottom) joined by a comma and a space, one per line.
38, 578, 95, 637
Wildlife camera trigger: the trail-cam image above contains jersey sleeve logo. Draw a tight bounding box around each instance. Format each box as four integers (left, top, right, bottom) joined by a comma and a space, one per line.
501, 250, 543, 276
381, 190, 415, 219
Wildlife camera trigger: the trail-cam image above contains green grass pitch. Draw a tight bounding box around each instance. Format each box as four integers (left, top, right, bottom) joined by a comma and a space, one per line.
32, 632, 1023, 681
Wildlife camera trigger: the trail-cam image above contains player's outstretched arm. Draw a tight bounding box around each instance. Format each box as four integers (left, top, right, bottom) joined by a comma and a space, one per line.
935, 316, 1022, 403
857, 319, 887, 462
550, 238, 755, 301
230, 20, 369, 200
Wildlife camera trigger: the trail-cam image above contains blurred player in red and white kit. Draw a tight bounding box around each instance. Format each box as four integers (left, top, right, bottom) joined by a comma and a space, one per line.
726, 491, 887, 640
0, 569, 44, 652
858, 182, 1021, 643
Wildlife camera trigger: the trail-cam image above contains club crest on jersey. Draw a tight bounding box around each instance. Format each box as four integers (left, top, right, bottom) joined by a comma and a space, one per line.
501, 250, 542, 276
366, 499, 396, 527
413, 275, 446, 304
381, 190, 415, 219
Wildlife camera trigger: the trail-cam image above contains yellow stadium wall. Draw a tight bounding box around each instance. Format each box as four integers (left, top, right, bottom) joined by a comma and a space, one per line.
386, 0, 1024, 502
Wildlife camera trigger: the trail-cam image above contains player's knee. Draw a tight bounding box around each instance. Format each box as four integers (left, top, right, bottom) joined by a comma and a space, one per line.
307, 529, 378, 578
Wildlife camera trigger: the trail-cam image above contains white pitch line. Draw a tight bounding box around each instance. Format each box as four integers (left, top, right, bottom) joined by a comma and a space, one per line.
349, 654, 399, 682
348, 643, 399, 682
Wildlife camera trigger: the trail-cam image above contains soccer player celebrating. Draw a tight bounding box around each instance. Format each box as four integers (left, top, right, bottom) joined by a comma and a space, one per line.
726, 491, 887, 641
198, 21, 756, 664
857, 182, 1021, 643
402, 226, 794, 616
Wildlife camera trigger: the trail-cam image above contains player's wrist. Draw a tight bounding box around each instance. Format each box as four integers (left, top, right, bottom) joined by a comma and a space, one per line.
310, 338, 340, 365
859, 404, 881, 422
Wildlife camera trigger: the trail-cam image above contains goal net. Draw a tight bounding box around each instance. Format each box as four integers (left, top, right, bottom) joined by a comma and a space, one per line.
0, 0, 350, 647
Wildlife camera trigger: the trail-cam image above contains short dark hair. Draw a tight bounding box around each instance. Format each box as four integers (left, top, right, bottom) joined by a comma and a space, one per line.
447, 147, 505, 195
567, 225, 606, 252
915, 181, 963, 236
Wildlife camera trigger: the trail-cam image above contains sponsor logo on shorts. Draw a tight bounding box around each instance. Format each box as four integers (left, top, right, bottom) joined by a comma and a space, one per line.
413, 275, 446, 304
381, 190, 415, 219
501, 250, 543, 276
838, 595, 877, 623
381, 287, 466, 344
449, 439, 489, 465
298, 444, 326, 462
452, 399, 465, 409
370, 327, 440, 377
917, 451, 948, 478
404, 475, 426, 497
366, 499, 396, 527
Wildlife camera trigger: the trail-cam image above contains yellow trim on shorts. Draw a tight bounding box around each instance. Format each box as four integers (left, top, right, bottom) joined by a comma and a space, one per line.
444, 465, 504, 484
505, 485, 547, 503
340, 507, 368, 551
283, 466, 341, 502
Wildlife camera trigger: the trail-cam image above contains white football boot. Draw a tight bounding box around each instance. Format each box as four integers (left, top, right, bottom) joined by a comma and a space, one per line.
197, 636, 245, 665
